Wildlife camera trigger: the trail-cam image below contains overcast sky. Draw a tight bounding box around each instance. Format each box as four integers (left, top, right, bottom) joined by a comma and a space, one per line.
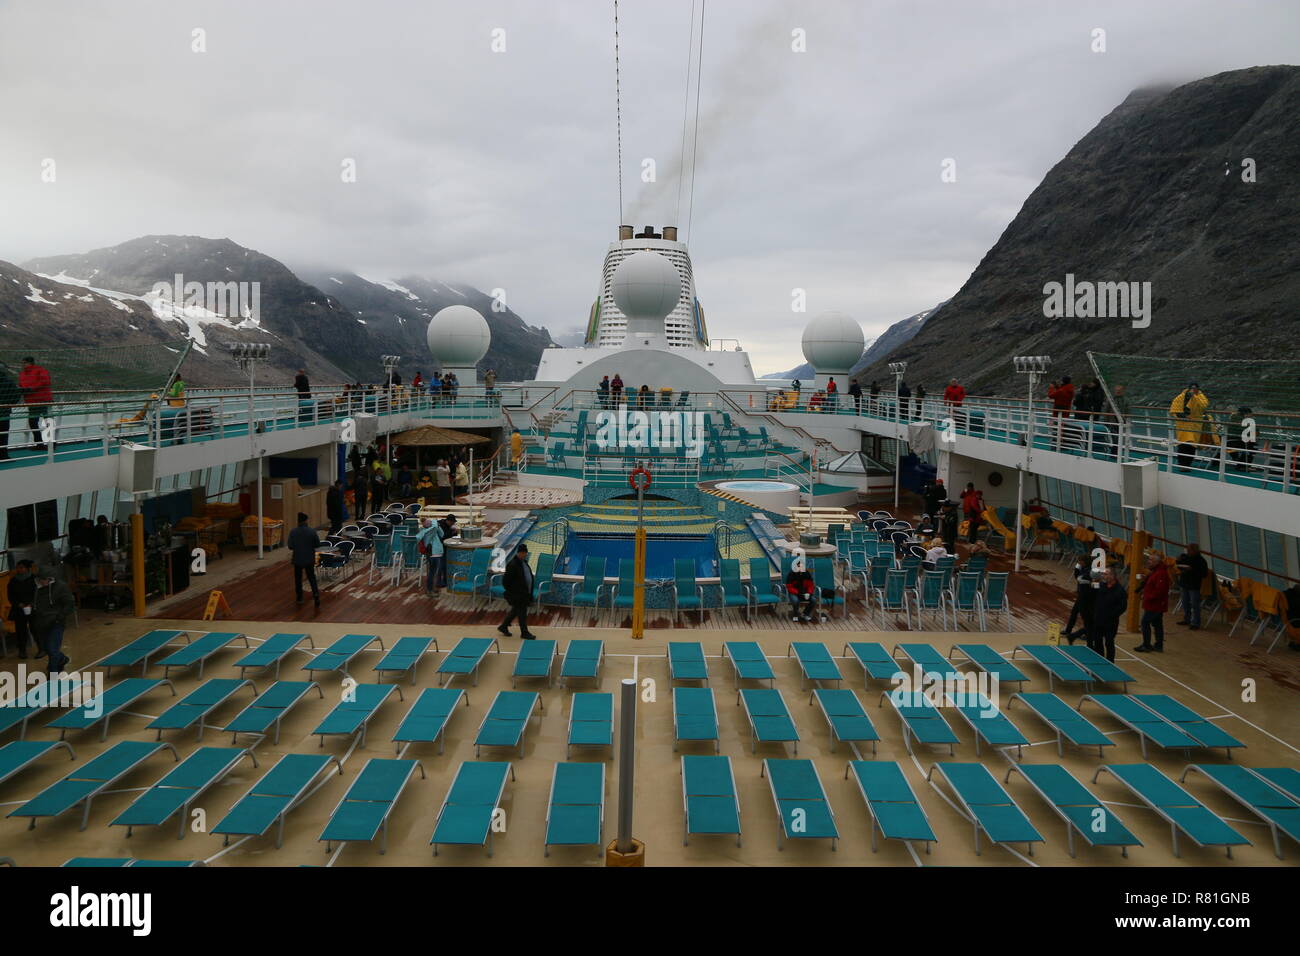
2, 0, 1296, 373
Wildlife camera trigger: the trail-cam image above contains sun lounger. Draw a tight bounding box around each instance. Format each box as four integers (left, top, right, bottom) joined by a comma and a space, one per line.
845, 760, 937, 853
544, 762, 605, 857
1006, 763, 1141, 857
157, 631, 250, 679
1093, 763, 1250, 858
667, 641, 709, 683
97, 630, 188, 676
560, 639, 605, 687
1056, 644, 1136, 689
301, 634, 384, 677
512, 639, 557, 688
673, 687, 719, 753
927, 762, 1044, 856
373, 637, 438, 685
894, 643, 961, 681
319, 757, 425, 855
1078, 694, 1203, 757
475, 691, 543, 757
63, 858, 203, 867
787, 642, 843, 689
737, 688, 799, 754
0, 740, 76, 788
312, 684, 399, 747
1131, 694, 1245, 758
947, 644, 1030, 688
843, 641, 904, 682
1251, 767, 1300, 803
8, 740, 178, 831
681, 754, 741, 847
436, 637, 500, 687
393, 688, 467, 755
1181, 764, 1300, 859
48, 678, 176, 741
761, 758, 838, 850
212, 753, 342, 847
810, 689, 879, 754
234, 633, 314, 679
110, 746, 256, 839
946, 693, 1029, 758
1011, 644, 1094, 691
223, 680, 322, 745
723, 641, 774, 686
878, 690, 959, 755
567, 693, 613, 758
0, 676, 91, 740
146, 678, 257, 741
1007, 692, 1114, 757
431, 760, 515, 857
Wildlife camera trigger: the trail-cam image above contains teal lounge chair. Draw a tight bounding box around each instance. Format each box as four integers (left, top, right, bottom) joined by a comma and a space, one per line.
234, 633, 313, 679
1012, 644, 1093, 691
948, 643, 1030, 689
110, 746, 256, 839
312, 684, 399, 748
570, 556, 609, 611
879, 688, 959, 755
927, 762, 1044, 856
97, 630, 188, 677
431, 761, 516, 857
212, 753, 342, 848
787, 642, 842, 689
512, 639, 557, 688
1058, 644, 1136, 689
1181, 764, 1300, 859
223, 680, 323, 745
761, 758, 837, 851
681, 754, 741, 846
1078, 694, 1202, 758
1006, 763, 1140, 858
8, 740, 179, 831
392, 688, 467, 755
811, 688, 879, 754
1006, 692, 1114, 758
843, 641, 904, 683
672, 557, 704, 624
560, 639, 604, 687
48, 678, 177, 742
147, 678, 257, 741
723, 641, 774, 686
157, 632, 249, 679
475, 691, 543, 757
544, 762, 605, 857
1093, 763, 1249, 858
320, 757, 425, 855
567, 693, 613, 757
738, 688, 799, 754
673, 687, 719, 753
745, 557, 783, 620
945, 692, 1029, 758
0, 740, 76, 788
667, 641, 708, 683
436, 637, 500, 687
846, 760, 936, 853
301, 634, 384, 678
373, 636, 438, 685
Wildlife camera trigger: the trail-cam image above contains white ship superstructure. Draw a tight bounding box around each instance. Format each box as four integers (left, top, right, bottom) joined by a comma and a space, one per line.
588, 225, 707, 349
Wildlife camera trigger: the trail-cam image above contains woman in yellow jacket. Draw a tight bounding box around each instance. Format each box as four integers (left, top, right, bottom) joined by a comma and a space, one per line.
1170, 384, 1210, 470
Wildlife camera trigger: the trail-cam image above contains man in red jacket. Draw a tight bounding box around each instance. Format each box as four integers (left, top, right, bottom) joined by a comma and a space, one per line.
942, 379, 965, 407
1135, 552, 1171, 653
18, 356, 53, 451
960, 482, 985, 543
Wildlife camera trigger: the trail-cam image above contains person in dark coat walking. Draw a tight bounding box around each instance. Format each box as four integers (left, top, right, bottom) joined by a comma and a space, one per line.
352, 472, 369, 519
922, 478, 946, 519
1063, 556, 1096, 644
496, 544, 537, 639
294, 369, 311, 398
30, 567, 74, 674
848, 379, 862, 414
326, 480, 345, 534
6, 559, 38, 657
1174, 543, 1210, 630
287, 512, 321, 608
1090, 569, 1128, 662
939, 501, 959, 553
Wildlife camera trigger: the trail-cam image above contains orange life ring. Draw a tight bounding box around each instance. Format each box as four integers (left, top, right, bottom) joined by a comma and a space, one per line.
628, 466, 652, 491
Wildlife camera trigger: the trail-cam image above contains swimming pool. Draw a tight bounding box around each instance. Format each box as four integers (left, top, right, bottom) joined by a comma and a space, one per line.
559, 532, 719, 579
715, 480, 800, 492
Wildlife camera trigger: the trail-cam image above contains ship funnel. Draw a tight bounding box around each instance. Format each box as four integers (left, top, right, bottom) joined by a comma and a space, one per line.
662, 226, 678, 241
618, 224, 633, 240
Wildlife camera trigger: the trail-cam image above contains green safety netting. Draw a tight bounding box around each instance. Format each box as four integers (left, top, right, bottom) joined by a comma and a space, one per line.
0, 342, 190, 400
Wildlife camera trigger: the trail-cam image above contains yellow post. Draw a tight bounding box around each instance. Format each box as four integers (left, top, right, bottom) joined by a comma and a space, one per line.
1125, 530, 1151, 634
631, 525, 646, 639
131, 513, 146, 617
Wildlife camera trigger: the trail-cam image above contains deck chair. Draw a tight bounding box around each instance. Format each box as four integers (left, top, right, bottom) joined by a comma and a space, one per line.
475, 690, 543, 757
673, 687, 719, 753
97, 629, 188, 676
718, 558, 751, 619
609, 558, 637, 610
846, 760, 936, 853
147, 678, 257, 741
1012, 644, 1093, 691
110, 746, 256, 839
1252, 767, 1300, 802
0, 740, 76, 788
530, 552, 558, 606
368, 534, 401, 586
844, 641, 904, 683
449, 549, 494, 605
436, 637, 500, 687
894, 643, 961, 682
512, 639, 557, 688
949, 572, 985, 630
811, 688, 879, 754
761, 758, 838, 851
915, 571, 951, 630
1006, 692, 1114, 758
431, 761, 515, 857
737, 688, 799, 754
312, 684, 399, 748
544, 762, 605, 857
0, 676, 93, 740
982, 572, 1012, 628
320, 757, 425, 855
567, 693, 613, 758
571, 556, 609, 612
948, 643, 1029, 689
872, 569, 913, 630
671, 557, 704, 624
745, 557, 784, 620
1057, 644, 1135, 688
1181, 764, 1300, 859
223, 680, 323, 745
667, 641, 709, 683
560, 639, 604, 687
1006, 763, 1141, 858
373, 636, 437, 685
812, 557, 847, 619
157, 631, 250, 679
945, 693, 1029, 758
723, 641, 774, 686
879, 689, 959, 755
392, 688, 467, 755
681, 755, 741, 847
927, 762, 1044, 856
1078, 694, 1203, 758
1093, 764, 1249, 858
48, 678, 177, 741
301, 634, 384, 678
1130, 694, 1245, 758
234, 633, 313, 679
8, 740, 178, 831
787, 641, 842, 689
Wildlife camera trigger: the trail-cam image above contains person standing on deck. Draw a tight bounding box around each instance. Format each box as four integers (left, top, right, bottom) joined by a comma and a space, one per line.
1090, 569, 1127, 662
922, 477, 946, 519
287, 513, 321, 608
417, 518, 445, 596
1174, 543, 1209, 630
939, 501, 959, 554
598, 375, 610, 408
942, 378, 966, 408
1063, 556, 1096, 645
960, 482, 985, 543
868, 380, 880, 414
352, 471, 369, 519
1135, 552, 1171, 653
1169, 383, 1210, 471
848, 379, 862, 414
454, 460, 468, 499
294, 369, 311, 399
6, 560, 38, 658
436, 459, 452, 505
914, 384, 926, 419
31, 567, 74, 674
826, 377, 838, 411
326, 480, 345, 534
497, 544, 537, 640
18, 356, 52, 451
610, 373, 624, 406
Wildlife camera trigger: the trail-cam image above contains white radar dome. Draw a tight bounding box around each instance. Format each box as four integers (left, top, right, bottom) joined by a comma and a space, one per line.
801, 311, 865, 373
611, 251, 681, 324
426, 305, 491, 366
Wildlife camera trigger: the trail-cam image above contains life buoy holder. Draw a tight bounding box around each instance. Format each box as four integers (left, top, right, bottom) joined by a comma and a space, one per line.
628, 466, 652, 492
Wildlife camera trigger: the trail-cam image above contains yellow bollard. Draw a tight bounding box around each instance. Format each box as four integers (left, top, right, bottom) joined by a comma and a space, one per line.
606, 838, 645, 867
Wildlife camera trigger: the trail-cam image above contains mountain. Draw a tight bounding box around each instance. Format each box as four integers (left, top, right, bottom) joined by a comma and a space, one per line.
297, 270, 553, 382
856, 66, 1300, 395
760, 302, 941, 381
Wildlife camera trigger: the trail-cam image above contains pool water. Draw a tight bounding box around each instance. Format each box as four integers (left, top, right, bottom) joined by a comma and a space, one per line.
560, 532, 719, 579
716, 480, 800, 492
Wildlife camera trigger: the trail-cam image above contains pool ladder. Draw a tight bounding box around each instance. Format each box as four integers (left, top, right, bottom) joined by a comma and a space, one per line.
714, 520, 737, 559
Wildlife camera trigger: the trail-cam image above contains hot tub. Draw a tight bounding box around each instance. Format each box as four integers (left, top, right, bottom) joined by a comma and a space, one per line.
713, 479, 801, 514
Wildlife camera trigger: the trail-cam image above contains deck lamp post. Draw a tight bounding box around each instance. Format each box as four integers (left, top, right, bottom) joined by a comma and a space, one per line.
230, 343, 272, 560
1012, 355, 1051, 572
889, 361, 907, 509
